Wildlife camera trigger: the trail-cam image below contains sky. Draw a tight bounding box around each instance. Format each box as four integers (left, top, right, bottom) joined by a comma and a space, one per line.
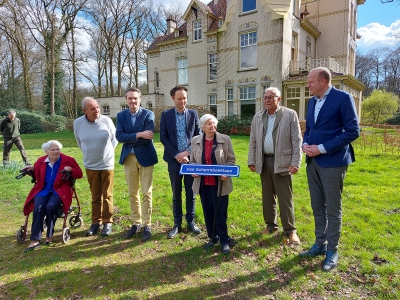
154, 0, 400, 54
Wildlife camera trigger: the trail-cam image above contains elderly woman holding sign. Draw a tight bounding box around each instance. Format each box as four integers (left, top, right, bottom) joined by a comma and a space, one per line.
190, 114, 236, 254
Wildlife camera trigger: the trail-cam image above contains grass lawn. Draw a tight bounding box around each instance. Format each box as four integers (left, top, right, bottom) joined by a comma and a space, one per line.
0, 131, 399, 299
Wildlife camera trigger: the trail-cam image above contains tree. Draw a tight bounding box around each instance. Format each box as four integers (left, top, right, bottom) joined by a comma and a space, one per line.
361, 89, 399, 125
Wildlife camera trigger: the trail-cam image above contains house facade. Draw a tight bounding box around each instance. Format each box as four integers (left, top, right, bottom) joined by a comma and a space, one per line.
144, 0, 365, 121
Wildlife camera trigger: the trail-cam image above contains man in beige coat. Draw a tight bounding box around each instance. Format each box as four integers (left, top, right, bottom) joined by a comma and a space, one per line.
248, 87, 302, 244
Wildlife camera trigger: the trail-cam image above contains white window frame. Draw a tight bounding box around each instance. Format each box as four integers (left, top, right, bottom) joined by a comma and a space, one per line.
240, 31, 257, 69
177, 58, 188, 85
209, 53, 217, 81
121, 104, 129, 111
102, 105, 110, 115
193, 20, 202, 41
227, 88, 234, 116
239, 86, 256, 116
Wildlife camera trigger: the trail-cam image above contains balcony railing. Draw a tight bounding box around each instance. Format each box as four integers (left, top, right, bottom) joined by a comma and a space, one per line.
284, 56, 346, 79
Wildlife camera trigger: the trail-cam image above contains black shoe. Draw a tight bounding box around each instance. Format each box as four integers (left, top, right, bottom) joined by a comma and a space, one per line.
221, 244, 230, 255
25, 242, 41, 252
142, 226, 152, 242
125, 224, 143, 239
86, 224, 100, 236
167, 225, 182, 239
204, 239, 216, 250
188, 222, 201, 234
101, 223, 112, 237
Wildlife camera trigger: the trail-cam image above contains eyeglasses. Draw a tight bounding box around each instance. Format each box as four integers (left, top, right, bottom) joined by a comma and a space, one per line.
263, 95, 277, 100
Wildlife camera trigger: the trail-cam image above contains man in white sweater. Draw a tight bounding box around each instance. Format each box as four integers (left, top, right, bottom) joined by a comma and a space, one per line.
73, 97, 118, 237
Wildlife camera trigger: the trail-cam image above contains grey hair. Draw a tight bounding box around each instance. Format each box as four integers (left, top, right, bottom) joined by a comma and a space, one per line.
81, 97, 97, 109
199, 114, 218, 130
42, 140, 63, 152
264, 87, 281, 98
8, 110, 16, 116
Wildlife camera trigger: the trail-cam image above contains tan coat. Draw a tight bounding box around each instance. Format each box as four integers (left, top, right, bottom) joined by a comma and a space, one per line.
248, 106, 302, 174
190, 132, 236, 196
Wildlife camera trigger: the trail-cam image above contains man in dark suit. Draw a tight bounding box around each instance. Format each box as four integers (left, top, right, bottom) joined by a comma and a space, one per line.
116, 88, 158, 242
160, 85, 201, 239
300, 67, 360, 271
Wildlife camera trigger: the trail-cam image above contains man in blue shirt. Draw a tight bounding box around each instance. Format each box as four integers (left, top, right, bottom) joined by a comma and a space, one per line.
160, 85, 201, 239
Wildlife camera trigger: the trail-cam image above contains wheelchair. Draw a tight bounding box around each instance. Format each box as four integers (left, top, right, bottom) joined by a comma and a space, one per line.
15, 169, 83, 244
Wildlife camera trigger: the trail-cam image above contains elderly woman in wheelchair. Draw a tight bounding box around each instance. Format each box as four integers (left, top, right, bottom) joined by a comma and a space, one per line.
22, 140, 83, 251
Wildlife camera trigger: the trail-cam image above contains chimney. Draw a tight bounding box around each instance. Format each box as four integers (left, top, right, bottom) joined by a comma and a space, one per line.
166, 16, 177, 35
214, 0, 218, 4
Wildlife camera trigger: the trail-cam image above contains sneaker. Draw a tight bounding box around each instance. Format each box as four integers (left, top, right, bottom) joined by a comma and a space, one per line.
323, 250, 339, 272
288, 232, 301, 245
188, 222, 201, 234
126, 224, 142, 239
299, 244, 327, 258
142, 226, 152, 242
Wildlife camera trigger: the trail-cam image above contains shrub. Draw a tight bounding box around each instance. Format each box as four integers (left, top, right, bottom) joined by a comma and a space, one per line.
0, 109, 68, 133
217, 115, 252, 135
386, 113, 400, 125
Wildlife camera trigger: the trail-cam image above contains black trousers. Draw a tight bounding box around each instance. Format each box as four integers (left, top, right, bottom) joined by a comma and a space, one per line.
200, 184, 230, 246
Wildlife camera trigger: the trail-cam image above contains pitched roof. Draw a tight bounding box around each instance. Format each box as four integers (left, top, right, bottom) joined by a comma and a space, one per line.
146, 0, 226, 52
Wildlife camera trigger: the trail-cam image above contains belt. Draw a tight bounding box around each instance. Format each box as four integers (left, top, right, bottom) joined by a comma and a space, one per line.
264, 153, 274, 157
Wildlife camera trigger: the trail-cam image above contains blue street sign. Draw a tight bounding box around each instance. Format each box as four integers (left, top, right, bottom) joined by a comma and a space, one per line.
180, 164, 240, 177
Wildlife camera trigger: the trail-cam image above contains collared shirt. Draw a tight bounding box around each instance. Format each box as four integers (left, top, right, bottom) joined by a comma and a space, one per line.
263, 110, 276, 154
129, 108, 140, 154
175, 109, 187, 153
36, 156, 61, 197
312, 86, 332, 154
314, 86, 332, 122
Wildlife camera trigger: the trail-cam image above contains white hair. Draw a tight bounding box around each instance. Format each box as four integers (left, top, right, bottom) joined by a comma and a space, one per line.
199, 114, 218, 130
264, 87, 281, 97
41, 140, 63, 152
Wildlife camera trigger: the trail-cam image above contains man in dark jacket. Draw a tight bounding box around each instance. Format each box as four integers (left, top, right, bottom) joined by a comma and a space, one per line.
1, 110, 29, 166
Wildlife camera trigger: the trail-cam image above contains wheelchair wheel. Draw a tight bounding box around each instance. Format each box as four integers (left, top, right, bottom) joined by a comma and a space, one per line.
68, 216, 83, 229
62, 227, 70, 244
16, 226, 26, 244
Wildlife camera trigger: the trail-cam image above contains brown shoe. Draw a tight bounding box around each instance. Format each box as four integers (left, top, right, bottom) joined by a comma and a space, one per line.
262, 227, 278, 234
288, 232, 301, 245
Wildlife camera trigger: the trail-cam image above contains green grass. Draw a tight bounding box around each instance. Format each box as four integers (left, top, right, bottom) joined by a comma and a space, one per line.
0, 131, 399, 299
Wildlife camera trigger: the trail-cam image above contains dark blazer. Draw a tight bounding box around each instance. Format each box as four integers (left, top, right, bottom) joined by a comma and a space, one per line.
303, 87, 360, 168
160, 108, 200, 163
116, 107, 158, 167
23, 154, 83, 216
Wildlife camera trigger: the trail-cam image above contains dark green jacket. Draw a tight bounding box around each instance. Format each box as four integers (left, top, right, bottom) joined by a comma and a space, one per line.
0, 117, 21, 138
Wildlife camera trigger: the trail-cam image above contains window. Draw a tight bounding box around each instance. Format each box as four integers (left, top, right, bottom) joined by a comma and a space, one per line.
177, 58, 188, 84
291, 33, 297, 61
193, 21, 202, 41
209, 94, 217, 116
147, 102, 153, 110
239, 86, 256, 117
154, 71, 159, 88
209, 53, 217, 81
102, 105, 110, 115
304, 87, 310, 118
306, 42, 311, 60
242, 0, 256, 13
218, 20, 223, 27
286, 87, 300, 117
240, 32, 257, 69
227, 88, 234, 116
121, 104, 129, 111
